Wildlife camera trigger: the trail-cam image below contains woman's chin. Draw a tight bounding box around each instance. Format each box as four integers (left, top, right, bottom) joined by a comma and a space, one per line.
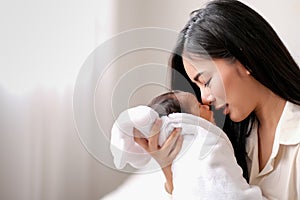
228, 113, 248, 123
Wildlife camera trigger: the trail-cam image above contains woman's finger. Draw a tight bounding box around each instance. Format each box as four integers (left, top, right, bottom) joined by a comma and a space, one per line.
147, 118, 162, 151
161, 128, 181, 153
169, 135, 183, 159
150, 118, 162, 137
133, 128, 149, 150
148, 133, 159, 152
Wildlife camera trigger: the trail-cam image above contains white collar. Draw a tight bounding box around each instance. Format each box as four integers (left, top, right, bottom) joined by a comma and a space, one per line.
277, 101, 300, 145
247, 101, 300, 152
246, 101, 300, 176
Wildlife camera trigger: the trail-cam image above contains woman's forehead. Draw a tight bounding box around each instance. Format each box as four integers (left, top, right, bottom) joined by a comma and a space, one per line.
182, 57, 218, 74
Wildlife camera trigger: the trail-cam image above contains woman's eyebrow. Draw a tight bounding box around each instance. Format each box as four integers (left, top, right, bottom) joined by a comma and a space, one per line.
193, 72, 204, 82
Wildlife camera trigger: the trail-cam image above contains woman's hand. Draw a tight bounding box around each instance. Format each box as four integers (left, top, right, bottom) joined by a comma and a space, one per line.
133, 118, 183, 168
133, 118, 183, 194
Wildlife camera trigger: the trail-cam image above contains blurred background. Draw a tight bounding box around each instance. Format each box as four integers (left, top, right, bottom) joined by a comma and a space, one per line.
0, 0, 299, 199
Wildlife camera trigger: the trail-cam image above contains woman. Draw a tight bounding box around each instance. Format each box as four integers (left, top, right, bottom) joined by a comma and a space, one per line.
134, 0, 300, 199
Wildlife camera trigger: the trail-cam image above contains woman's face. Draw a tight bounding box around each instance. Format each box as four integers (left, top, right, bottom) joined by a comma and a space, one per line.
182, 57, 258, 122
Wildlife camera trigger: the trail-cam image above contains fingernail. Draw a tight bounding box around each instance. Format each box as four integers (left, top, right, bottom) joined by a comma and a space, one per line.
156, 118, 162, 124
176, 127, 182, 132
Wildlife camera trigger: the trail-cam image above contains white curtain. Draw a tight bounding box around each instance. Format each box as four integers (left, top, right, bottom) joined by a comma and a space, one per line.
0, 0, 130, 199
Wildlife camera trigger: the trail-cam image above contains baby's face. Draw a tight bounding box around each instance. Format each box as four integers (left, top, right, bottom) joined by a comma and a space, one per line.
175, 92, 215, 123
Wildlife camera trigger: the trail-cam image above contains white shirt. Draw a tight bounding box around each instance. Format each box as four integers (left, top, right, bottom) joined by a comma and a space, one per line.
246, 101, 300, 199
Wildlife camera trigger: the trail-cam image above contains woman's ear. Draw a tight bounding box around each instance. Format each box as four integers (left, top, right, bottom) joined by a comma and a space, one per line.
233, 60, 251, 77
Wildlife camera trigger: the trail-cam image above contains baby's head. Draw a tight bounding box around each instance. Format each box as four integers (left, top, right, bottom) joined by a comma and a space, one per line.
148, 90, 214, 122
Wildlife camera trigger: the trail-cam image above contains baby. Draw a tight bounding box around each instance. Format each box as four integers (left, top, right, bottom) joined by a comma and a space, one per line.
110, 90, 217, 170
111, 90, 261, 199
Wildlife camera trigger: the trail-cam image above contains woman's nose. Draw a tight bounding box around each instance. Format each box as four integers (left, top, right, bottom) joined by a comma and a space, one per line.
200, 87, 216, 105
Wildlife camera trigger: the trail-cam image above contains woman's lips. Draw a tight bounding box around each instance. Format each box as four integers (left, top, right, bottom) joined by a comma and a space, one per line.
214, 103, 229, 115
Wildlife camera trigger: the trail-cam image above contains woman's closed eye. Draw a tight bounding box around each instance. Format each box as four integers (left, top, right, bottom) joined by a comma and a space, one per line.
204, 77, 212, 87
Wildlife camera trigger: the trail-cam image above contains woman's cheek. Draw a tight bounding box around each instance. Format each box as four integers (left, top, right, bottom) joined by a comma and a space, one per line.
210, 75, 226, 107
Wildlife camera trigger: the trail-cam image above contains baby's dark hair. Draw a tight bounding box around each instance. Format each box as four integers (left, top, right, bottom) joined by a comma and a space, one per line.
148, 91, 186, 117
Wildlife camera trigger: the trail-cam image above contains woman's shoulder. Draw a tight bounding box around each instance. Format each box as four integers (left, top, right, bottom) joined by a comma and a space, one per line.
277, 101, 300, 145
285, 101, 300, 116
280, 101, 300, 129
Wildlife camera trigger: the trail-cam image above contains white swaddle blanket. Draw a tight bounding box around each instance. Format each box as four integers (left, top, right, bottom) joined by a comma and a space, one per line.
110, 106, 265, 200
110, 105, 221, 169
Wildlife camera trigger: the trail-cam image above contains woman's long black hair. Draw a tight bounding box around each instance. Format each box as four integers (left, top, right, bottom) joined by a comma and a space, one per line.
170, 0, 300, 182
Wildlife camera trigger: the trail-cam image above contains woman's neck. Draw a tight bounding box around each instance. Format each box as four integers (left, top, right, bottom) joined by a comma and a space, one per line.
254, 92, 286, 171
255, 92, 286, 133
